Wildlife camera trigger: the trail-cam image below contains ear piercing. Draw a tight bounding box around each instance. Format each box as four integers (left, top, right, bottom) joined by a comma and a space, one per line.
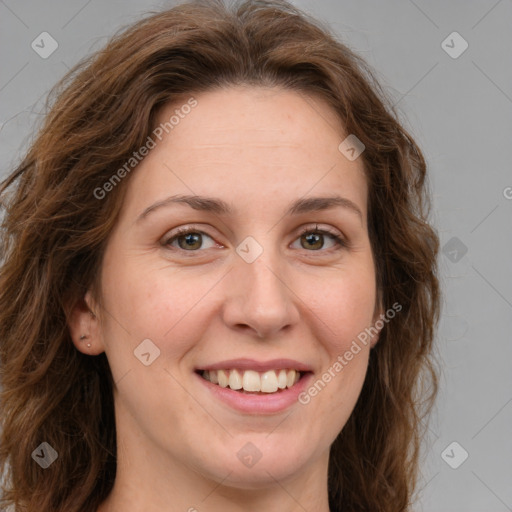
80, 334, 92, 348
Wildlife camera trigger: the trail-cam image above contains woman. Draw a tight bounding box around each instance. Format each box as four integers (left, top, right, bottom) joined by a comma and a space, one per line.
0, 1, 440, 511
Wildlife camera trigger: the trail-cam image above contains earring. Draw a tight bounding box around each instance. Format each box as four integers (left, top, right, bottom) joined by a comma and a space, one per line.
80, 334, 92, 348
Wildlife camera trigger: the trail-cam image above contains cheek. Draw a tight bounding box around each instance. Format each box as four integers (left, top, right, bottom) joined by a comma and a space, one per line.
302, 275, 374, 419
308, 266, 377, 351
100, 239, 377, 363
100, 257, 215, 355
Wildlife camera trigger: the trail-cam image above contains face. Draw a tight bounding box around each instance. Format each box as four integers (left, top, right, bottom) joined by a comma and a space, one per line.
71, 86, 383, 489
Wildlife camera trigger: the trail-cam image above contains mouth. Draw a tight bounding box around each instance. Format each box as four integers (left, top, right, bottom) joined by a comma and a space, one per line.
194, 358, 314, 413
196, 368, 309, 394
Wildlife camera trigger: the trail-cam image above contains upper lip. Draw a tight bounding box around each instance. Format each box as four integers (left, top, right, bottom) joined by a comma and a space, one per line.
196, 358, 313, 373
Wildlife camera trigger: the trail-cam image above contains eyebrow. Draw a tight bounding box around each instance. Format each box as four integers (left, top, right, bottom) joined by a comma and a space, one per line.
136, 194, 363, 222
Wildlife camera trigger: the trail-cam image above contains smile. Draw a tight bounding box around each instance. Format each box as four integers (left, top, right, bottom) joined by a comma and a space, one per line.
200, 368, 302, 394
195, 358, 314, 413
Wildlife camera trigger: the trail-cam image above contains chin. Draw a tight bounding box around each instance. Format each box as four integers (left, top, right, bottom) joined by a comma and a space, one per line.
194, 439, 315, 489
214, 462, 304, 490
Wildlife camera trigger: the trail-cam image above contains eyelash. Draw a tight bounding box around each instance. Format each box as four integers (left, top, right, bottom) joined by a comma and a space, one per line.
162, 224, 348, 255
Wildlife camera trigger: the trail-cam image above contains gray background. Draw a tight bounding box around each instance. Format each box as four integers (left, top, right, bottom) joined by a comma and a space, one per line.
1, 1, 511, 511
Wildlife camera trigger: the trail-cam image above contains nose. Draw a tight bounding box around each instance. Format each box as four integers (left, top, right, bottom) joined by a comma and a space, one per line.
221, 247, 300, 339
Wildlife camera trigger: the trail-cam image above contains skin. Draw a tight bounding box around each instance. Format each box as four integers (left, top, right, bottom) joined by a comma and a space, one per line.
69, 86, 383, 512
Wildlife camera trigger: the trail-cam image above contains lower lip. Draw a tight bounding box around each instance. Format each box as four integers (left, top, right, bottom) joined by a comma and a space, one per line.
195, 372, 314, 414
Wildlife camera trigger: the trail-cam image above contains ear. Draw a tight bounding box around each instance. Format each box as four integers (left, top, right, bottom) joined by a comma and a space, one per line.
67, 290, 104, 355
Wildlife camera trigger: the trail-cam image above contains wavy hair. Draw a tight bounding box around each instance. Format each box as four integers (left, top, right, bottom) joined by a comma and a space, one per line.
0, 1, 440, 510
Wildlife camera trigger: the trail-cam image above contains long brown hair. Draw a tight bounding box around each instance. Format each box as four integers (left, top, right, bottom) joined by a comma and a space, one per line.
0, 1, 440, 510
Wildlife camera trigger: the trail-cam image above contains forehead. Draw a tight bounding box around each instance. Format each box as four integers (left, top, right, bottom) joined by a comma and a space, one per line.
123, 86, 368, 222
157, 86, 344, 155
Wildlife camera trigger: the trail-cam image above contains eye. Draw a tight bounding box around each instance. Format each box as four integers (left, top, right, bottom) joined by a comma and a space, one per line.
291, 224, 348, 252
163, 227, 217, 252
162, 224, 348, 254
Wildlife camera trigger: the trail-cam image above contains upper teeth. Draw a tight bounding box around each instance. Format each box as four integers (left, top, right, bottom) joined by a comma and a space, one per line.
202, 369, 301, 393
